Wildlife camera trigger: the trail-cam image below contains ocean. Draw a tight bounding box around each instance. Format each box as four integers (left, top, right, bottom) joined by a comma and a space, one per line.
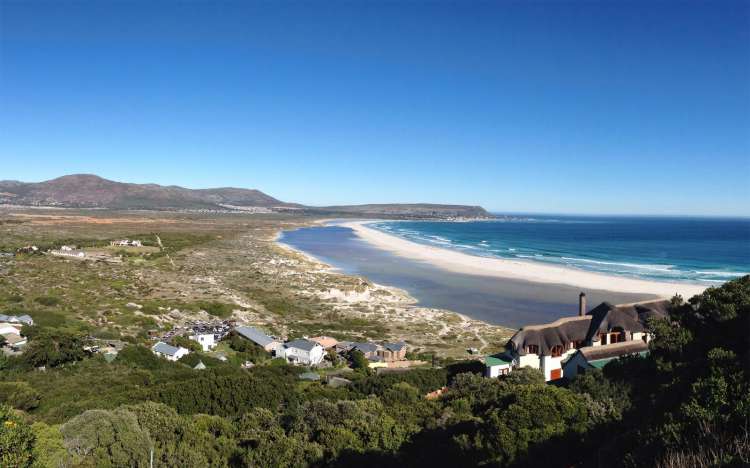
371, 216, 750, 285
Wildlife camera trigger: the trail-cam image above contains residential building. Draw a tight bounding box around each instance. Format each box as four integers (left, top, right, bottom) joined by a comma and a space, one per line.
111, 239, 143, 247
0, 314, 34, 326
0, 323, 22, 336
50, 249, 85, 258
309, 336, 338, 349
151, 341, 190, 361
189, 332, 216, 351
485, 353, 513, 378
2, 333, 27, 349
280, 339, 325, 366
234, 326, 282, 353
563, 340, 649, 380
380, 342, 407, 362
494, 294, 668, 381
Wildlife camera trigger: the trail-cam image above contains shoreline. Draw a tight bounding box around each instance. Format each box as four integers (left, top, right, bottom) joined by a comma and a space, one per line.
340, 220, 707, 299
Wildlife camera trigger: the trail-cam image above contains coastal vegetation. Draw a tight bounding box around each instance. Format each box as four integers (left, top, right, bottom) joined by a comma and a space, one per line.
1, 209, 747, 466
1, 273, 748, 466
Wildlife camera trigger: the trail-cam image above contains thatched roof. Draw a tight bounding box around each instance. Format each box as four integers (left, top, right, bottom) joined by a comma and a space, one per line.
585, 300, 669, 342
509, 316, 592, 356
508, 300, 670, 356
579, 339, 649, 362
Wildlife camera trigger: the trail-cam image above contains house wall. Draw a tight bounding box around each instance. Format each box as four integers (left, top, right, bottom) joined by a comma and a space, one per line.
517, 353, 541, 369
562, 353, 589, 380
283, 345, 324, 365
0, 324, 21, 335
486, 364, 511, 378
190, 334, 215, 352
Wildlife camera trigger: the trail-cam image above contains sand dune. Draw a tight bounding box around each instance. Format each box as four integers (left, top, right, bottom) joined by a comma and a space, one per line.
341, 221, 707, 299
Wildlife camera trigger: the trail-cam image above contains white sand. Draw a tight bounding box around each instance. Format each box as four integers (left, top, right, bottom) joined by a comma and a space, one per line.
340, 221, 707, 299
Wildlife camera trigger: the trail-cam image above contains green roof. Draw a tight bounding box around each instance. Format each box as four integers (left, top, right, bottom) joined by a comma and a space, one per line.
588, 351, 648, 369
485, 354, 512, 367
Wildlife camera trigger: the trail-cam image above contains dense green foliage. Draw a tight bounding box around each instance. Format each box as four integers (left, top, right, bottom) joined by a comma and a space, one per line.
0, 277, 747, 467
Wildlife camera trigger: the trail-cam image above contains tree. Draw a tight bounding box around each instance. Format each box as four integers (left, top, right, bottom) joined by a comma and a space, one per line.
170, 335, 201, 353
60, 408, 151, 467
349, 350, 369, 372
23, 330, 86, 368
31, 422, 72, 468
236, 408, 320, 467
0, 404, 35, 467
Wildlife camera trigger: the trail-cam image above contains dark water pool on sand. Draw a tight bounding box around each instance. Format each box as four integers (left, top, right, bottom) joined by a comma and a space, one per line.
280, 225, 656, 329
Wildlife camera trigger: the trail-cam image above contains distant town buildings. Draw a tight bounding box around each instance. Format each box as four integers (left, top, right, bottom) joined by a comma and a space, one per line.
50, 248, 86, 258
485, 294, 668, 381
111, 239, 143, 247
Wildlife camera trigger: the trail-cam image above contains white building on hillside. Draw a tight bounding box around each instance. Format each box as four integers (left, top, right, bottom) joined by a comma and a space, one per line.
151, 341, 190, 361
490, 294, 668, 381
280, 339, 324, 366
189, 332, 216, 351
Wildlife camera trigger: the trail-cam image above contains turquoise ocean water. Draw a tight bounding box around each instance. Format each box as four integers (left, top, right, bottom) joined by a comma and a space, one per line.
370, 216, 750, 285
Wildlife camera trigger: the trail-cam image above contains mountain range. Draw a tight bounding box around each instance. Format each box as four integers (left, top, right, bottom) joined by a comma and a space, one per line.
0, 175, 490, 218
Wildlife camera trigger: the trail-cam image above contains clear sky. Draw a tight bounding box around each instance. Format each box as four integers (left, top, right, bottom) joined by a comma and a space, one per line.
1, 1, 748, 215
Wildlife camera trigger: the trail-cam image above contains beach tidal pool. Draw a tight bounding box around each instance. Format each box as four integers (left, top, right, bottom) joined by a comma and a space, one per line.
280, 225, 655, 328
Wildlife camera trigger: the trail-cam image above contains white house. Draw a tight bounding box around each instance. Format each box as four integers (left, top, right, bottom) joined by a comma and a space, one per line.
2, 333, 27, 349
280, 339, 325, 366
492, 294, 668, 381
0, 314, 34, 326
485, 353, 513, 378
151, 341, 190, 361
189, 333, 216, 352
50, 249, 85, 258
111, 239, 143, 247
0, 323, 22, 336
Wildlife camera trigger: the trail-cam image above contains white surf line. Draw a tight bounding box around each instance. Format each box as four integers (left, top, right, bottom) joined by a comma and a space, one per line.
340, 220, 708, 299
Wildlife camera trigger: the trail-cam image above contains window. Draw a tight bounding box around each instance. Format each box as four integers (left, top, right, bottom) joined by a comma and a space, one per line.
551, 345, 564, 357
526, 345, 539, 354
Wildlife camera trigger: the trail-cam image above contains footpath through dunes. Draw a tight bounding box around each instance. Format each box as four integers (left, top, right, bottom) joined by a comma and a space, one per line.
341, 221, 708, 299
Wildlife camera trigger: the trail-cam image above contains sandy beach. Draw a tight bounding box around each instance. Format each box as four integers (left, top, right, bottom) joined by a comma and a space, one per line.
341, 221, 708, 299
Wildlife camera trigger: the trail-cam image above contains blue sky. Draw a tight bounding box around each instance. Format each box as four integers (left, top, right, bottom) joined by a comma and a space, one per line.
1, 1, 748, 215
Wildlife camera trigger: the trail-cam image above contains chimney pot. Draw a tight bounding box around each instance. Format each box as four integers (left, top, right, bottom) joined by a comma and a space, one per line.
579, 292, 587, 317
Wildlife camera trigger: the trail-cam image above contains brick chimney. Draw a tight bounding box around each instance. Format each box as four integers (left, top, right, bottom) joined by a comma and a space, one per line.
579, 292, 587, 316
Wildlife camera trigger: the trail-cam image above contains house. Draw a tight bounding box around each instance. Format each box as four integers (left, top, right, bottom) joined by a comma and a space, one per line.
350, 342, 379, 358
0, 323, 22, 336
309, 336, 338, 349
50, 249, 85, 258
2, 333, 27, 349
193, 360, 207, 370
235, 326, 282, 353
485, 353, 513, 378
494, 294, 668, 381
380, 342, 407, 362
151, 341, 190, 361
0, 314, 34, 326
280, 339, 325, 366
110, 239, 143, 247
563, 340, 649, 380
189, 332, 216, 351
347, 341, 407, 363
